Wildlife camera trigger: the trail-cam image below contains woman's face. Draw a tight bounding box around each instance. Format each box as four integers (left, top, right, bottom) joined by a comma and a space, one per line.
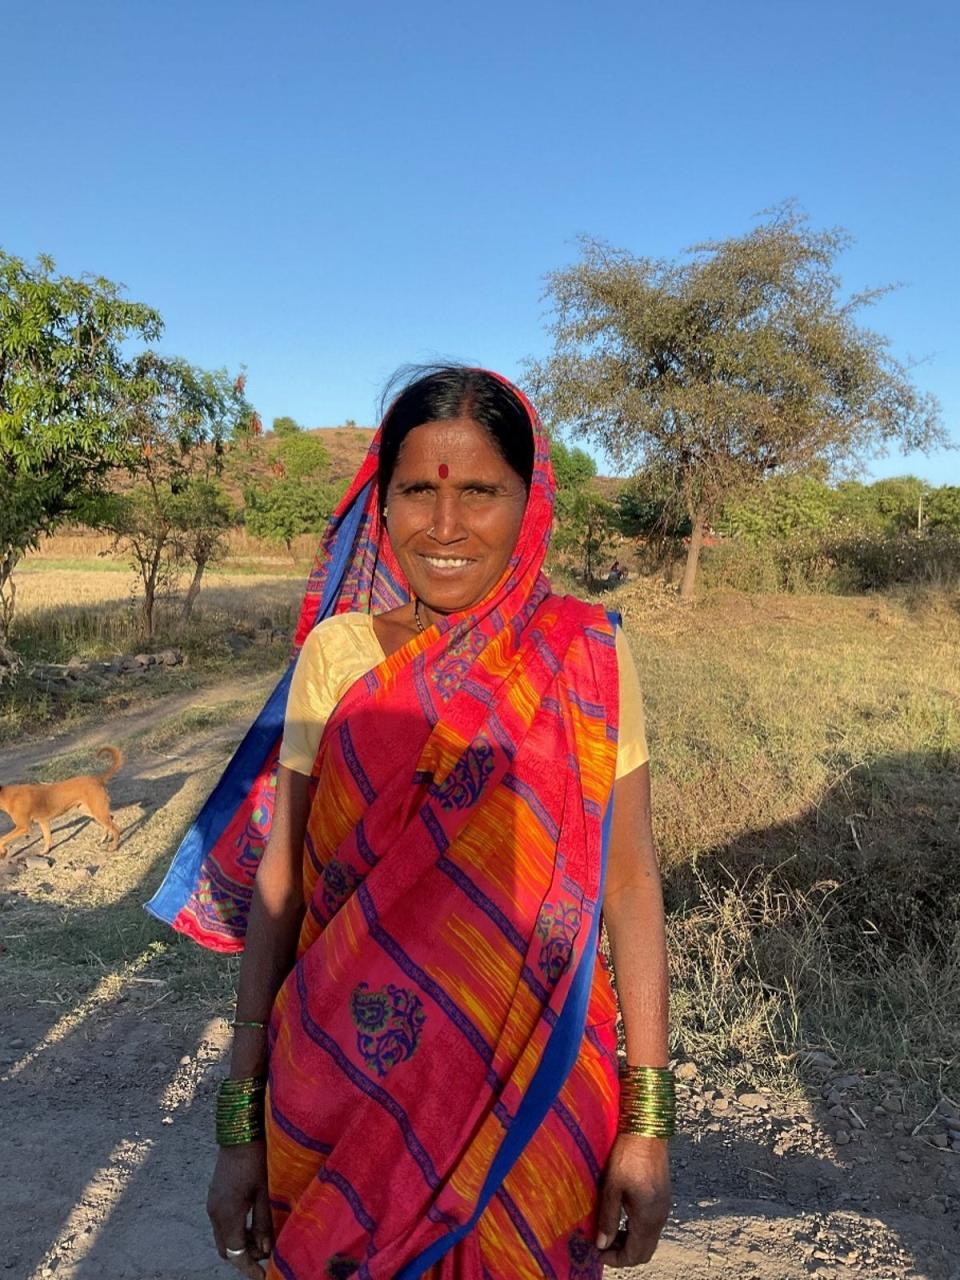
385, 416, 529, 615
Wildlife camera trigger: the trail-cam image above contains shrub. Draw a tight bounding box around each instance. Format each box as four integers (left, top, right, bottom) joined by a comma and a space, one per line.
701, 530, 960, 594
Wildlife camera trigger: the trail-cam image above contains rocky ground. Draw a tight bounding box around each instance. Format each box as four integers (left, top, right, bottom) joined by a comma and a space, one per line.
1, 685, 958, 1279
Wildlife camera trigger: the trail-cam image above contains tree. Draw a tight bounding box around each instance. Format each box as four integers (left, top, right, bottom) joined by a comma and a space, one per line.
551, 438, 597, 490
275, 428, 330, 481
170, 479, 238, 622
90, 355, 253, 639
242, 422, 335, 554
528, 206, 946, 599
0, 250, 162, 649
553, 488, 619, 587
718, 474, 837, 541
272, 415, 300, 437
925, 486, 960, 535
244, 478, 340, 553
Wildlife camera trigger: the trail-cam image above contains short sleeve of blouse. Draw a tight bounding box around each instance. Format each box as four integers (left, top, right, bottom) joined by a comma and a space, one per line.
615, 626, 649, 778
279, 616, 385, 776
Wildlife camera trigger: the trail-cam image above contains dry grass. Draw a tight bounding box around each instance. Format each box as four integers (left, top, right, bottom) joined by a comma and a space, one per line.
3, 562, 958, 1102
1, 569, 303, 743
618, 584, 960, 1099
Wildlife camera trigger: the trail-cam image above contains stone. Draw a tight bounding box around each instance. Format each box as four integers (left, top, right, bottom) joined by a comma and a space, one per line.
25, 854, 54, 870
896, 1149, 916, 1163
834, 1129, 850, 1145
930, 1133, 949, 1149
156, 648, 183, 667
9, 1037, 25, 1049
829, 1074, 862, 1091
133, 653, 155, 667
804, 1050, 837, 1071
738, 1092, 771, 1110
675, 1061, 699, 1082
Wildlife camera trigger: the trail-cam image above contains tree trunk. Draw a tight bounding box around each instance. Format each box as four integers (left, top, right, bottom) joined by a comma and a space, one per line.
180, 556, 207, 623
0, 547, 19, 646
141, 553, 162, 642
679, 509, 707, 602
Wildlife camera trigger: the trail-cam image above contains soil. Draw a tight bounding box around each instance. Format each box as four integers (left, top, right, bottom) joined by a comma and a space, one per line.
1, 688, 958, 1280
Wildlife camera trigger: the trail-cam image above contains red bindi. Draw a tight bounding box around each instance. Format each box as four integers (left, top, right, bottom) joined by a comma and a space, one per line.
438, 463, 449, 479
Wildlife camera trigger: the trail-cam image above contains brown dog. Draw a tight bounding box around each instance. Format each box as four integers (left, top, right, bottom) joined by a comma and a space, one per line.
0, 746, 123, 857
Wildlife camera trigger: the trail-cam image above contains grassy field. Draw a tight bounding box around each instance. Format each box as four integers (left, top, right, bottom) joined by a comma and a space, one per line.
2, 561, 958, 1106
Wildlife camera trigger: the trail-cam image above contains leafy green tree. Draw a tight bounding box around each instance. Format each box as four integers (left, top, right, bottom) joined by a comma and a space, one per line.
242, 423, 334, 554
170, 479, 238, 622
244, 478, 340, 553
551, 438, 597, 490
833, 476, 927, 535
718, 475, 837, 541
90, 355, 253, 638
272, 415, 300, 437
276, 429, 330, 481
925, 486, 960, 534
528, 206, 946, 600
553, 489, 619, 587
0, 250, 162, 649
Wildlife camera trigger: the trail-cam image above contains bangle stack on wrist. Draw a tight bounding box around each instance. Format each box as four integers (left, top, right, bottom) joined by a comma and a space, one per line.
216, 1075, 266, 1146
617, 1064, 676, 1139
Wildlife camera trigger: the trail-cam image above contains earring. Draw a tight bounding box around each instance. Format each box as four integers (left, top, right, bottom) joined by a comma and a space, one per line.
382, 506, 389, 520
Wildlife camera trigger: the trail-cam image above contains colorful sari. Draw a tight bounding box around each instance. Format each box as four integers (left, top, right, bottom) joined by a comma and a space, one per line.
147, 376, 622, 1278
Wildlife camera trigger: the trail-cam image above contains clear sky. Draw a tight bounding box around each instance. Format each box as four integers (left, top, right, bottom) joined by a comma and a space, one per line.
6, 0, 958, 482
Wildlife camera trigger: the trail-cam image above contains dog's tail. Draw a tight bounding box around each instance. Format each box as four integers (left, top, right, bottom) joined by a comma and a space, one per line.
96, 746, 123, 781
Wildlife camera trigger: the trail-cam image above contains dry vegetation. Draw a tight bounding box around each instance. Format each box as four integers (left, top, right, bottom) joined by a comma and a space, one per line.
2, 557, 958, 1109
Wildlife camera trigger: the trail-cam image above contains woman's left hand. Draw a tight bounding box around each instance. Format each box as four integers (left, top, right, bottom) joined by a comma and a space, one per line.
596, 1133, 671, 1268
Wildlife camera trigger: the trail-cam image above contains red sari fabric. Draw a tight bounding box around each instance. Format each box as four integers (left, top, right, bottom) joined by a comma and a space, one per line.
263, 377, 622, 1278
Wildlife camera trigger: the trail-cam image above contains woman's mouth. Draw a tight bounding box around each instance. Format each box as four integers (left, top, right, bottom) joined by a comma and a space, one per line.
419, 554, 475, 573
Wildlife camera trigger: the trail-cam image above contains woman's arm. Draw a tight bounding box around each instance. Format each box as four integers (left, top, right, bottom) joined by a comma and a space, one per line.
595, 761, 672, 1267
207, 764, 311, 1277
227, 764, 311, 1076
603, 761, 669, 1068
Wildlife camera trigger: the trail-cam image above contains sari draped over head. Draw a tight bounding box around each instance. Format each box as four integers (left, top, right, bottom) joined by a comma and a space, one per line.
147, 374, 623, 1279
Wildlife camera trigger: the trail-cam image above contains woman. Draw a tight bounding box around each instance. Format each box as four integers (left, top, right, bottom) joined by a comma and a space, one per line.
160, 367, 671, 1277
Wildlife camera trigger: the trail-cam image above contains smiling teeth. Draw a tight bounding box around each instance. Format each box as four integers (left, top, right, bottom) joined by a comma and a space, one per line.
424, 557, 471, 568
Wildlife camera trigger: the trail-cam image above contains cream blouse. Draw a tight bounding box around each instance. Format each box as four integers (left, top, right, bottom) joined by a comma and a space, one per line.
280, 613, 649, 779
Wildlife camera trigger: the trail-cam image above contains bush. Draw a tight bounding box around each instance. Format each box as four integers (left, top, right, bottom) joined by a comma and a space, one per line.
701, 530, 960, 594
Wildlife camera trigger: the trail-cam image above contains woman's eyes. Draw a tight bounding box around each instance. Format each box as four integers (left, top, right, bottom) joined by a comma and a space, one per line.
400, 485, 497, 499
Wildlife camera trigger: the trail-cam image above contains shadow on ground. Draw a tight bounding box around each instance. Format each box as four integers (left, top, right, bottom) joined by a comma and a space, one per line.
0, 744, 957, 1278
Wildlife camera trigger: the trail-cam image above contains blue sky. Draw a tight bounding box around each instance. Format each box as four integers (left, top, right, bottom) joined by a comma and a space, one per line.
6, 0, 958, 482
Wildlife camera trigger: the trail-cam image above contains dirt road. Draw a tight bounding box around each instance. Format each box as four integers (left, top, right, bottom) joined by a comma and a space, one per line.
1, 685, 957, 1279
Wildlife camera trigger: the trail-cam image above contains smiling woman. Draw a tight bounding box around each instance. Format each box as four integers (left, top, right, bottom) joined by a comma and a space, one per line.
153, 366, 671, 1279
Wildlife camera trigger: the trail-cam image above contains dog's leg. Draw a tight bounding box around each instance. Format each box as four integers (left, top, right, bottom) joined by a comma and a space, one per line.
88, 788, 121, 850
38, 820, 53, 854
0, 826, 31, 858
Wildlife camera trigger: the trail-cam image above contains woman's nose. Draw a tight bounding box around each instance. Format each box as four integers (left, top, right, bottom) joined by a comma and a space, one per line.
429, 492, 466, 542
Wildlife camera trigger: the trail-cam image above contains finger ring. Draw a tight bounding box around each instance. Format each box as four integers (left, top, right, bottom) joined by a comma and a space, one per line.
226, 1246, 247, 1258
619, 1210, 628, 1230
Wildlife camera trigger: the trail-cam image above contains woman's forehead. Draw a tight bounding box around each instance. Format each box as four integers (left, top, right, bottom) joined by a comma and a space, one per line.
393, 418, 508, 469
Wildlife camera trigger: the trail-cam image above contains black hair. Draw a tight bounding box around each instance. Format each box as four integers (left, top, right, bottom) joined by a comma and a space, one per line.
377, 365, 534, 512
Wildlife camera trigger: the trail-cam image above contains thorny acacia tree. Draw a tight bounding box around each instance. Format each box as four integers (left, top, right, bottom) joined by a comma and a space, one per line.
529, 207, 946, 599
0, 250, 162, 658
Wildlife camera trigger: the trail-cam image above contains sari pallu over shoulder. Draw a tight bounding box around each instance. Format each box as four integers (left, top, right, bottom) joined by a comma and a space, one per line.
265, 592, 621, 1280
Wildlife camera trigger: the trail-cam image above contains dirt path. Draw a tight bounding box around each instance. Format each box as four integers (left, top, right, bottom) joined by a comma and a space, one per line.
1, 685, 958, 1279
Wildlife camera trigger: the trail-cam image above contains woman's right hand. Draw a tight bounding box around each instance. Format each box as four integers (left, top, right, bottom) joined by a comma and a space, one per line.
207, 1141, 273, 1278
